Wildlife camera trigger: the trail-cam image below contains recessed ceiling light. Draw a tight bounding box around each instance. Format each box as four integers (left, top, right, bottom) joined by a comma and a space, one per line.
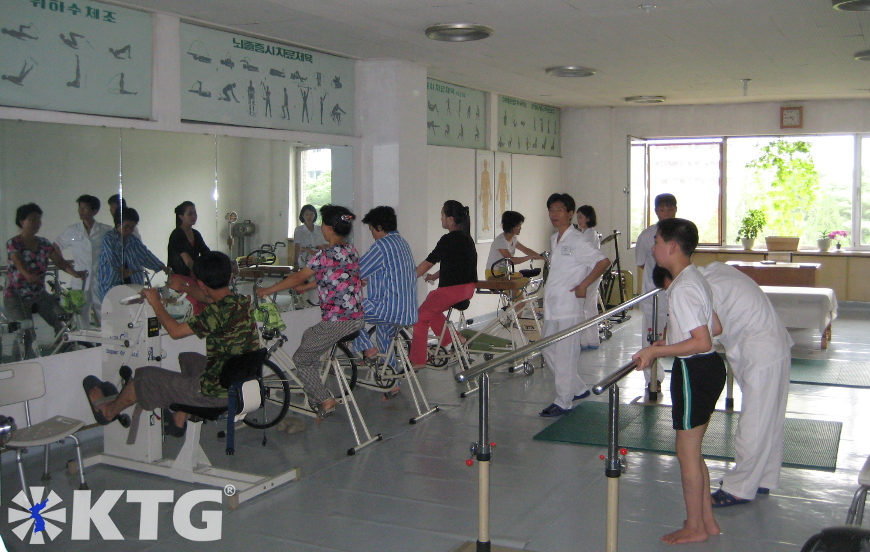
625, 95, 666, 104
639, 4, 656, 13
545, 66, 596, 78
854, 50, 870, 61
425, 23, 494, 42
833, 0, 870, 10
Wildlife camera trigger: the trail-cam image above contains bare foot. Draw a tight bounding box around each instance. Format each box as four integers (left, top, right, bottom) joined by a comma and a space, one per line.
661, 522, 710, 545
87, 386, 112, 419
704, 518, 721, 536
316, 398, 337, 424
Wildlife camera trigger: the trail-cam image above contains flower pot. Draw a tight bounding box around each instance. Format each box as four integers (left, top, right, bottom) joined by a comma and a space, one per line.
817, 238, 831, 252
837, 242, 842, 250
765, 236, 800, 251
741, 238, 755, 251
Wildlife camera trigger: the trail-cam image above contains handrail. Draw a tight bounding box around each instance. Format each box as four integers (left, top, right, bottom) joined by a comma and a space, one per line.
592, 360, 639, 395
455, 288, 663, 384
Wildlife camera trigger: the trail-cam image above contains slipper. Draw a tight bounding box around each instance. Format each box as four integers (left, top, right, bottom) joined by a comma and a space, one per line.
757, 487, 770, 495
711, 488, 751, 507
316, 401, 336, 421
572, 390, 591, 401
539, 403, 572, 417
162, 409, 187, 438
82, 376, 117, 426
382, 382, 401, 401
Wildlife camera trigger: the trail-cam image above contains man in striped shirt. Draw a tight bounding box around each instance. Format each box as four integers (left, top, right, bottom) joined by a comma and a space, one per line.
97, 207, 169, 301
352, 206, 417, 366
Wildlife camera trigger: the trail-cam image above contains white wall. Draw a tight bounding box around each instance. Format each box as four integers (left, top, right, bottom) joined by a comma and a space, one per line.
561, 99, 870, 274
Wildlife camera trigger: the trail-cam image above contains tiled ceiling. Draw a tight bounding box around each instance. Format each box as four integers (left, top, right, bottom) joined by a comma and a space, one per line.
126, 0, 870, 108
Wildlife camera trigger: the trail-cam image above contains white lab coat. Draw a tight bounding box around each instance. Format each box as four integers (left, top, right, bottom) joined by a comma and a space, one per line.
635, 223, 669, 383
701, 262, 793, 500
542, 227, 607, 408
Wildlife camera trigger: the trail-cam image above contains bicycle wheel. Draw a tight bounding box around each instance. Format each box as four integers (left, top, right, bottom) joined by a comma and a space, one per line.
243, 359, 290, 429
321, 342, 358, 397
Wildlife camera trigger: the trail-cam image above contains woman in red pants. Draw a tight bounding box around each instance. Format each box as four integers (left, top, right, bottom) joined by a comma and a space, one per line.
409, 200, 478, 369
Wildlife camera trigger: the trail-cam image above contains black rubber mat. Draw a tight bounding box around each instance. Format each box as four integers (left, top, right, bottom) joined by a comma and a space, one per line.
533, 402, 841, 471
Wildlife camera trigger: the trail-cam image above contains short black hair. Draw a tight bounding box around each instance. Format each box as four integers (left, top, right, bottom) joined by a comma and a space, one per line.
654, 193, 677, 209
76, 195, 101, 212
299, 204, 318, 223
319, 204, 355, 237
107, 194, 127, 209
193, 251, 233, 289
656, 218, 698, 256
501, 211, 525, 233
362, 206, 397, 233
15, 203, 42, 228
651, 265, 673, 289
577, 205, 597, 227
546, 193, 575, 213
113, 207, 139, 227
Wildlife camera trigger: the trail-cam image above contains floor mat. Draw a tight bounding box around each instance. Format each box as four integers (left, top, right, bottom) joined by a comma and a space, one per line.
533, 402, 841, 471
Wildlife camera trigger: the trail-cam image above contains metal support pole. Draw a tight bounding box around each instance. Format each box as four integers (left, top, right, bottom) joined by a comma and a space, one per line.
476, 373, 491, 552
648, 294, 659, 401
605, 384, 621, 552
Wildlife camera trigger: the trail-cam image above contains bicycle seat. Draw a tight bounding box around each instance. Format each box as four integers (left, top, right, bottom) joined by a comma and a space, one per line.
519, 268, 541, 278
451, 300, 471, 311
338, 331, 361, 343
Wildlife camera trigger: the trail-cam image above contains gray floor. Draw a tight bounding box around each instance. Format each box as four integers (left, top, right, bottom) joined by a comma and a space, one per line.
2, 303, 868, 551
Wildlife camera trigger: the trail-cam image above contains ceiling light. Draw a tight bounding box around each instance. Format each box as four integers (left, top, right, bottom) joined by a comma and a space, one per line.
639, 4, 656, 13
854, 50, 870, 61
833, 0, 870, 10
625, 95, 666, 104
425, 23, 494, 42
545, 65, 596, 78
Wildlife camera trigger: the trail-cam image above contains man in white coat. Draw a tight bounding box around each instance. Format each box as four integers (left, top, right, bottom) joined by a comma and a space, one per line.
698, 262, 793, 505
635, 193, 677, 394
53, 194, 113, 327
539, 193, 611, 417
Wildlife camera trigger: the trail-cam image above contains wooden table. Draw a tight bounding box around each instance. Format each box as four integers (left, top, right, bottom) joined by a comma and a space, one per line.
726, 261, 820, 287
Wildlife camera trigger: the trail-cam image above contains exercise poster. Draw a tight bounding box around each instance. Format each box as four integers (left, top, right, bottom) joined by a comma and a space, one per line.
427, 78, 485, 149
0, 0, 152, 118
180, 23, 354, 136
497, 95, 560, 157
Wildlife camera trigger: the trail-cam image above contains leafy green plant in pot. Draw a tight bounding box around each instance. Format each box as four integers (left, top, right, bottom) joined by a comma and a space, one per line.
737, 209, 766, 250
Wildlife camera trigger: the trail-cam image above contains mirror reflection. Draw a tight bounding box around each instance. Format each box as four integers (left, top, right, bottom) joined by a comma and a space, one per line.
0, 119, 353, 364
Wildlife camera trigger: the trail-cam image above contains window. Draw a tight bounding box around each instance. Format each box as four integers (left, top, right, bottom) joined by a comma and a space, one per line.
290, 148, 332, 235
630, 134, 863, 248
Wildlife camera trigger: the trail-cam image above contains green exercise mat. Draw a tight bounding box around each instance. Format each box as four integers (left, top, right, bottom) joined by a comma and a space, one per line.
533, 402, 841, 471
789, 358, 870, 388
459, 329, 514, 353
664, 357, 870, 389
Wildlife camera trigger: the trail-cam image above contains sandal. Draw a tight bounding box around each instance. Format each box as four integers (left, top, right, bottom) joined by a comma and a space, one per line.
82, 376, 118, 426
162, 409, 187, 438
382, 382, 401, 401
711, 488, 751, 507
316, 400, 336, 421
539, 403, 572, 417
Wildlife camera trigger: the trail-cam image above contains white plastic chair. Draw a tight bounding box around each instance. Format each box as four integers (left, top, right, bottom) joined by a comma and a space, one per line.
847, 455, 870, 525
0, 361, 87, 503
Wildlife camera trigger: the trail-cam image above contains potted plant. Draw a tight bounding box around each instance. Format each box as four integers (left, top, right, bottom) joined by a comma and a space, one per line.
817, 230, 832, 252
829, 230, 848, 250
737, 209, 766, 250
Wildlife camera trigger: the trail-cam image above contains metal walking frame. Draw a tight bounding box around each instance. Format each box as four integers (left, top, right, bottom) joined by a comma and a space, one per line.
454, 289, 662, 552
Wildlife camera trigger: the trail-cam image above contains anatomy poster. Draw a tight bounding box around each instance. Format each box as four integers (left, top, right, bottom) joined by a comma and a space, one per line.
494, 152, 512, 224
497, 95, 560, 157
427, 78, 485, 149
475, 150, 495, 243
180, 23, 354, 136
0, 0, 152, 118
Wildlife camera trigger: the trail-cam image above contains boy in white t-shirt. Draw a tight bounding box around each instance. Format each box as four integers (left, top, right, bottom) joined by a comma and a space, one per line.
632, 218, 726, 545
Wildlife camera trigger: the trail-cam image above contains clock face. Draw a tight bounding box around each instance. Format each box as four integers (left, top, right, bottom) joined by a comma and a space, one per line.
781, 107, 802, 128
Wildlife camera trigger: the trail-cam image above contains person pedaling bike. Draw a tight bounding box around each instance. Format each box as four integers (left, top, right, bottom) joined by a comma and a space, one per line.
257, 204, 364, 420
166, 201, 211, 315
83, 251, 260, 438
97, 207, 169, 301
349, 206, 417, 372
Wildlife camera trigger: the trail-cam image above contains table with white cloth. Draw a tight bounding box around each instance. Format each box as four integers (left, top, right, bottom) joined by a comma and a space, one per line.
760, 285, 838, 349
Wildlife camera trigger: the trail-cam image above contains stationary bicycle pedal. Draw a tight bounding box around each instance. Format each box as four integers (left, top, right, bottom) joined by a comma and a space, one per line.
117, 413, 131, 428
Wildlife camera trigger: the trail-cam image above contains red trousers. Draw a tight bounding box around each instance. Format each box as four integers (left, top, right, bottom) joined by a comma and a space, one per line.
409, 283, 476, 365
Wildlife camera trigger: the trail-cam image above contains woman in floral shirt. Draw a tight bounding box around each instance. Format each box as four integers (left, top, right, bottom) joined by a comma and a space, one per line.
257, 204, 363, 419
5, 203, 85, 357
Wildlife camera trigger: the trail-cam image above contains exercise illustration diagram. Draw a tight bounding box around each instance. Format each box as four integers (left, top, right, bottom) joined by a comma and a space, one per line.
2, 23, 40, 41
182, 36, 350, 127
497, 108, 558, 153
426, 84, 484, 145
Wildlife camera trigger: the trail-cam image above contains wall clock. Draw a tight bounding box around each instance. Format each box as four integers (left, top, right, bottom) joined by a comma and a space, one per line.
780, 106, 803, 129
